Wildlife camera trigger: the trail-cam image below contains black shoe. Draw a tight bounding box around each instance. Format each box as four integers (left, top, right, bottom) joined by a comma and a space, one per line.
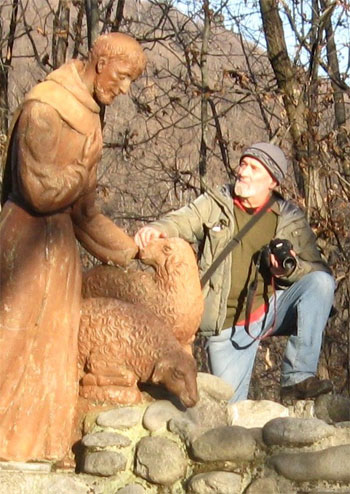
280, 377, 333, 402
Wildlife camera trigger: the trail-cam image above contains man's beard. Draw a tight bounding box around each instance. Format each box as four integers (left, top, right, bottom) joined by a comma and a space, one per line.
234, 180, 257, 198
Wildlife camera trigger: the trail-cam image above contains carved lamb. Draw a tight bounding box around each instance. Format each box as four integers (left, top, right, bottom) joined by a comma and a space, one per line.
82, 237, 204, 353
78, 297, 198, 407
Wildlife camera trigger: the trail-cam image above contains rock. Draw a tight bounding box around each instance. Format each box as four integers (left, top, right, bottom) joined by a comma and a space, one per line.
0, 473, 93, 494
96, 407, 143, 429
196, 372, 234, 402
184, 389, 230, 430
229, 400, 289, 428
116, 485, 146, 494
82, 451, 127, 476
135, 436, 187, 485
43, 476, 91, 494
191, 426, 256, 462
263, 417, 334, 446
245, 477, 279, 494
315, 394, 350, 424
82, 431, 131, 449
269, 444, 350, 482
289, 399, 315, 418
187, 471, 241, 494
166, 376, 231, 444
142, 400, 183, 432
0, 461, 51, 472
335, 421, 350, 429
168, 416, 208, 444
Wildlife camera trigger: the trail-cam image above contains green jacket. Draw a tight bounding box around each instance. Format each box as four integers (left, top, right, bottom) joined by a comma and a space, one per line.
152, 184, 331, 336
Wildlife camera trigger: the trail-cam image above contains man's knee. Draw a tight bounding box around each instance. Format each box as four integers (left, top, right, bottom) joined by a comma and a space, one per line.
302, 271, 335, 300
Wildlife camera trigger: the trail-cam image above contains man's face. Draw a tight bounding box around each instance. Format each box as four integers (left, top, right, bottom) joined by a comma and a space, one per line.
94, 58, 138, 105
234, 156, 277, 205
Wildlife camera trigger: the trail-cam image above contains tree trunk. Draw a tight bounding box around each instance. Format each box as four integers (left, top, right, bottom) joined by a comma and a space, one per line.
112, 0, 125, 32
72, 0, 84, 59
199, 0, 211, 192
52, 0, 71, 69
85, 0, 100, 50
305, 0, 327, 219
320, 0, 350, 179
0, 0, 18, 138
259, 0, 307, 195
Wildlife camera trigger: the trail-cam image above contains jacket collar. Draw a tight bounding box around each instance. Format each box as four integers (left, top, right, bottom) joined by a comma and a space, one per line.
206, 182, 284, 216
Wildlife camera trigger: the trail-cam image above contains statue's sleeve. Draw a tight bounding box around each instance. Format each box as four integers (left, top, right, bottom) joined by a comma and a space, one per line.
17, 100, 92, 213
71, 190, 137, 267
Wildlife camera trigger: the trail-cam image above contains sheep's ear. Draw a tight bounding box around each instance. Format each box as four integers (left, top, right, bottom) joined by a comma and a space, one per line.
164, 251, 182, 273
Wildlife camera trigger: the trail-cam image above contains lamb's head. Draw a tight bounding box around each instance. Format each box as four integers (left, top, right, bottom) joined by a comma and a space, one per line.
152, 349, 198, 408
139, 237, 197, 279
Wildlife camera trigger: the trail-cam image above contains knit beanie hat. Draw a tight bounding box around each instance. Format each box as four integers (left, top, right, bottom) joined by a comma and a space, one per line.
240, 142, 288, 184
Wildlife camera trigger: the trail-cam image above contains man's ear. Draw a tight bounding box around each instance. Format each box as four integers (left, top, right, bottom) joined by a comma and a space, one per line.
96, 57, 108, 74
269, 177, 278, 190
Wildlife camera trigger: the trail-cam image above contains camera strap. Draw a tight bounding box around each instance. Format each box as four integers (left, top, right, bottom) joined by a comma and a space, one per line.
243, 253, 277, 342
200, 194, 276, 288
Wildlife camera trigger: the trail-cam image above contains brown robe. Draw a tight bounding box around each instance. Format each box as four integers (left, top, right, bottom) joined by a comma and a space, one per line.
0, 60, 137, 461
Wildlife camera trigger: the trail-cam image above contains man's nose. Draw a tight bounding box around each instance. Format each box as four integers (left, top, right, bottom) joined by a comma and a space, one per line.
239, 164, 251, 176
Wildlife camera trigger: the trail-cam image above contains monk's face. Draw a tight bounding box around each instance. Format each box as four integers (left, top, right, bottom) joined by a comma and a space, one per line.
94, 57, 140, 105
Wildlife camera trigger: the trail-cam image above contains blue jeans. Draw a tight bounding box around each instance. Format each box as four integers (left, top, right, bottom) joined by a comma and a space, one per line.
207, 272, 335, 402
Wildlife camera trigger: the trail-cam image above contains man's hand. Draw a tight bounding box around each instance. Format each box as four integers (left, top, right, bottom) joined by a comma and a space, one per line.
134, 226, 167, 249
270, 250, 296, 278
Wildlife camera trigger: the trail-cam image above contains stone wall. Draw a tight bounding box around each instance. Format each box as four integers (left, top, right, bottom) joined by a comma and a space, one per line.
1, 373, 349, 494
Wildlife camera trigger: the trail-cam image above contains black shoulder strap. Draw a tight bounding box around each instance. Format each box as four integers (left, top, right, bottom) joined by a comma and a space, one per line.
200, 194, 276, 288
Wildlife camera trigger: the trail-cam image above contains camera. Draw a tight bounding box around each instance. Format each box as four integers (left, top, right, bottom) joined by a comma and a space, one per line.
266, 238, 296, 271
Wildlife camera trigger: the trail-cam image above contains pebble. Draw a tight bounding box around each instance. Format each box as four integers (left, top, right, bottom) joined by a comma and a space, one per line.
269, 444, 350, 481
134, 436, 187, 485
314, 394, 350, 424
96, 407, 143, 429
229, 399, 289, 428
187, 471, 241, 494
263, 417, 335, 446
245, 477, 279, 494
142, 400, 182, 432
191, 425, 256, 462
82, 431, 131, 449
116, 485, 146, 494
82, 451, 127, 477
196, 372, 235, 401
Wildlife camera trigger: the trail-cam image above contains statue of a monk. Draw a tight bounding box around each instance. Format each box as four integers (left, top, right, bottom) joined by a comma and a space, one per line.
0, 33, 146, 462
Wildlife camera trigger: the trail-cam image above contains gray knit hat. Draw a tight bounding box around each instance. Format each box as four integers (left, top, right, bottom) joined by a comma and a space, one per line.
240, 142, 288, 184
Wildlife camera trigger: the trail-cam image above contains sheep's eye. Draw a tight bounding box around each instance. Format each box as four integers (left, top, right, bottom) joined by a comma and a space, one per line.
163, 245, 172, 254
173, 369, 184, 379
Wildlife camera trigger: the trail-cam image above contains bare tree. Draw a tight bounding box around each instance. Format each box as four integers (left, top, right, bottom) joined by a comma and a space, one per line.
0, 0, 19, 137
52, 0, 71, 69
85, 0, 99, 49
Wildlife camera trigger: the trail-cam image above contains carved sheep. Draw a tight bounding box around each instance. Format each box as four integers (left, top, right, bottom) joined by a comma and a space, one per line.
82, 237, 204, 353
78, 297, 198, 408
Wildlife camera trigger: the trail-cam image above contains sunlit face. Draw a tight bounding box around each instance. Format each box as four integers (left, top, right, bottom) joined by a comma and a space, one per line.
94, 58, 138, 105
234, 156, 277, 206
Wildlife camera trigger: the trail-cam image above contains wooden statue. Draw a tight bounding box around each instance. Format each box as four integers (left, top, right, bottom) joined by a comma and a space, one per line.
79, 237, 204, 407
79, 297, 199, 408
0, 33, 146, 462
